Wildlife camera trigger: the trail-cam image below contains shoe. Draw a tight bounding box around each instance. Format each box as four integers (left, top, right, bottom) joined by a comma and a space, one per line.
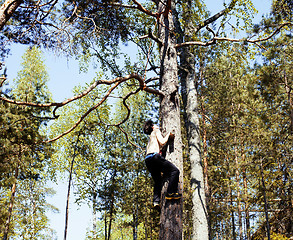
165, 192, 182, 200
153, 201, 160, 210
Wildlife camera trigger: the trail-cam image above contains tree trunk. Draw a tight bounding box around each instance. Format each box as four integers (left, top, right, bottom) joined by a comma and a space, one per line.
0, 0, 22, 30
3, 167, 19, 240
64, 154, 74, 240
107, 169, 117, 240
235, 153, 243, 240
243, 166, 251, 239
92, 193, 98, 238
172, 0, 209, 238
180, 52, 209, 240
64, 132, 81, 240
284, 71, 293, 134
260, 159, 271, 240
157, 1, 183, 239
201, 100, 210, 203
228, 163, 236, 240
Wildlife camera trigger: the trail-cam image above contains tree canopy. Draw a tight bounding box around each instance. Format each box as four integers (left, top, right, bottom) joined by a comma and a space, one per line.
0, 0, 292, 239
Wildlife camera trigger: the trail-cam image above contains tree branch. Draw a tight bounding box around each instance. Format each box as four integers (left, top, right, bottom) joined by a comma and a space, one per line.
163, 0, 171, 17
1, 73, 164, 110
118, 126, 143, 150
0, 0, 23, 31
148, 27, 163, 46
177, 22, 292, 48
214, 22, 292, 43
46, 80, 121, 143
131, 0, 157, 17
175, 39, 215, 48
194, 0, 238, 34
42, 73, 163, 143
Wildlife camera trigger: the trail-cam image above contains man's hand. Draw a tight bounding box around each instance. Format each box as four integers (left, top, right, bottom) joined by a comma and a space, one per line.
169, 130, 175, 140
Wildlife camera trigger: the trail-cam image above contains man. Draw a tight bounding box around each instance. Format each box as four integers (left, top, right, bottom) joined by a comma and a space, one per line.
143, 119, 181, 207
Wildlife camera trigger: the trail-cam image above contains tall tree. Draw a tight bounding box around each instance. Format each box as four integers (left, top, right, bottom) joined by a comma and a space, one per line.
0, 46, 54, 239
0, 1, 292, 239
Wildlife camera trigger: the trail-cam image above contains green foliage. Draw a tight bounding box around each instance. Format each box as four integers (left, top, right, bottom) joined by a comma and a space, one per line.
272, 0, 293, 22
198, 32, 292, 239
10, 179, 58, 240
0, 46, 55, 239
48, 69, 161, 238
1, 0, 292, 238
0, 0, 60, 58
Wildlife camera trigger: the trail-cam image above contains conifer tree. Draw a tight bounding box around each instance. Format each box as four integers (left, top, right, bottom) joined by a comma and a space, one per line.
0, 46, 55, 239
0, 1, 291, 239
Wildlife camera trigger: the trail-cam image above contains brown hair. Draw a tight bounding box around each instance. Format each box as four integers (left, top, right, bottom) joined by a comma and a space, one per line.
143, 119, 154, 135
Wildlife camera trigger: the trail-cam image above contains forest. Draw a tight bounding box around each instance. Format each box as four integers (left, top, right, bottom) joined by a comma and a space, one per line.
0, 0, 292, 239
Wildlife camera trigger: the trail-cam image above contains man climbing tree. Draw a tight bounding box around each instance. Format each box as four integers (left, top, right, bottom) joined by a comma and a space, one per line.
143, 119, 181, 209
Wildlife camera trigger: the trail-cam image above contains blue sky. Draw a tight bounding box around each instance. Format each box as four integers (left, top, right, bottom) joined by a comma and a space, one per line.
4, 0, 272, 239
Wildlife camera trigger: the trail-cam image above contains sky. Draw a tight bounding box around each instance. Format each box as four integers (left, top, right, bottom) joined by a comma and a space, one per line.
3, 0, 272, 239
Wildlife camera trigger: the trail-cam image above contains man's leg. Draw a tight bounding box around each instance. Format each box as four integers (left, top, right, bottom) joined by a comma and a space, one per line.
162, 160, 180, 194
152, 170, 163, 204
154, 154, 181, 199
145, 157, 163, 204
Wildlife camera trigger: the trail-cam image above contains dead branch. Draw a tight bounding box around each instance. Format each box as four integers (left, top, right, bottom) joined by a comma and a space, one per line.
177, 22, 292, 48
118, 126, 143, 150
194, 0, 238, 34
132, 0, 158, 17
1, 73, 163, 108
217, 22, 292, 44
42, 73, 163, 143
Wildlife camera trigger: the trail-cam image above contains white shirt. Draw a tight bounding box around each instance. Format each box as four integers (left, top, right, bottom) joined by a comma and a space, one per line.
146, 125, 170, 155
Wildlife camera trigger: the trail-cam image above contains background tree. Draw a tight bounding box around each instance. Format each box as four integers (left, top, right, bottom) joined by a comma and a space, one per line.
0, 0, 292, 239
0, 46, 56, 239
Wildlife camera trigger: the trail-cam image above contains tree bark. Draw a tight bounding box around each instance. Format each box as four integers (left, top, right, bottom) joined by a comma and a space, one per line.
235, 152, 243, 240
174, 0, 209, 238
243, 169, 251, 240
284, 71, 293, 134
157, 1, 183, 239
64, 132, 81, 240
0, 0, 22, 30
260, 159, 271, 240
180, 51, 209, 240
3, 167, 19, 240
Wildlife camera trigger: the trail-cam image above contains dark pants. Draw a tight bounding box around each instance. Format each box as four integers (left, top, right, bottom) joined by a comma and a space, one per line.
145, 153, 180, 203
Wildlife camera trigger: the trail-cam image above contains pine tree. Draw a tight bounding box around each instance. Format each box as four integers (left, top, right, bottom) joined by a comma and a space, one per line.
0, 46, 55, 239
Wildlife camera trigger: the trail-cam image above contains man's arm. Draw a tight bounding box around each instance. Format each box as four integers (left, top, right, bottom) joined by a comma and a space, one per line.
154, 127, 174, 146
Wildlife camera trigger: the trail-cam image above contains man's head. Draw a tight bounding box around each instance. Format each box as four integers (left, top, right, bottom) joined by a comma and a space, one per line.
143, 119, 154, 135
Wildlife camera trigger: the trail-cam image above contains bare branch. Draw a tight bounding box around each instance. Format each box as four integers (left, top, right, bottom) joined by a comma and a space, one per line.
0, 76, 7, 88
1, 73, 164, 110
43, 73, 163, 143
45, 80, 121, 143
214, 22, 292, 43
1, 70, 163, 144
107, 2, 139, 10
118, 126, 143, 150
131, 0, 158, 17
175, 39, 215, 48
177, 22, 292, 48
0, 79, 99, 108
148, 27, 163, 46
194, 0, 238, 34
